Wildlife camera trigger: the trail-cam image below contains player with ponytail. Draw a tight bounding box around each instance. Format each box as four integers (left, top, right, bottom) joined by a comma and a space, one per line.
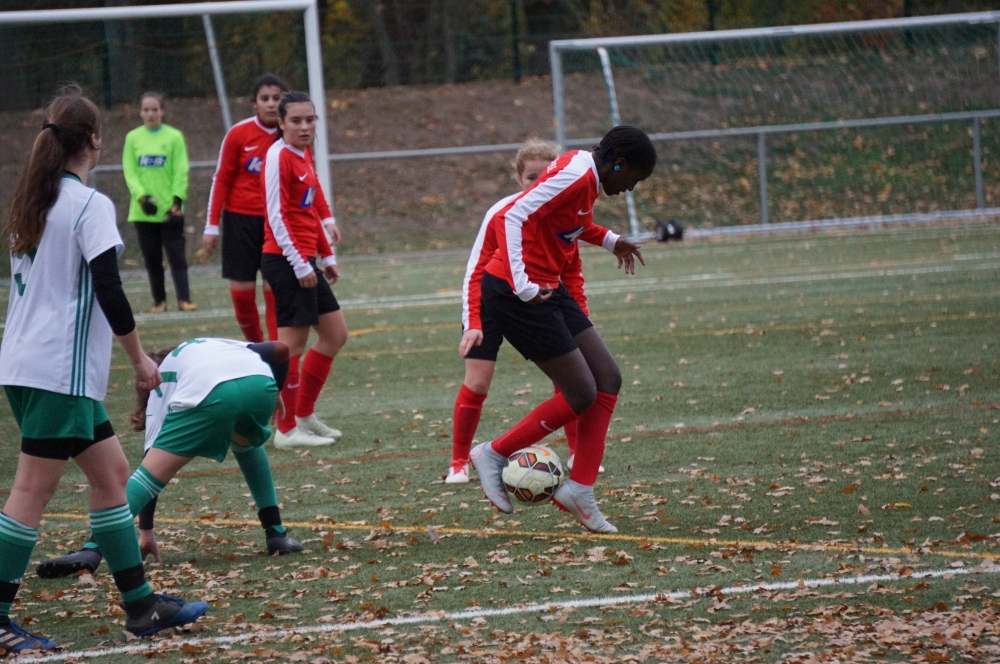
0, 88, 206, 653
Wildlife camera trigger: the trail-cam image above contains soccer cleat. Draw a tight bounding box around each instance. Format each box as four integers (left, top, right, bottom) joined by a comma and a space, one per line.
0, 621, 58, 654
36, 547, 103, 579
266, 534, 304, 556
296, 414, 342, 440
150, 302, 167, 314
469, 442, 512, 514
565, 454, 605, 474
124, 594, 208, 637
444, 460, 469, 484
178, 301, 198, 312
552, 480, 618, 533
273, 427, 335, 449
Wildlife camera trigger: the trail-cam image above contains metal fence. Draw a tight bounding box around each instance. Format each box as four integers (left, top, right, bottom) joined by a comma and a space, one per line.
550, 11, 1000, 236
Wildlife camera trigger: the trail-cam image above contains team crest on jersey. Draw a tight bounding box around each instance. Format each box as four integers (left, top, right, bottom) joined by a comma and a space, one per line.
556, 226, 585, 244
300, 187, 316, 208
245, 157, 263, 174
138, 155, 167, 167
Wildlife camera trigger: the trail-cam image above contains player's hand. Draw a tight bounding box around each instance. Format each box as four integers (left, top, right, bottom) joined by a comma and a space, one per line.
139, 196, 157, 217
298, 271, 318, 289
138, 529, 161, 563
323, 264, 340, 285
526, 287, 554, 305
202, 233, 219, 255
459, 329, 483, 357
613, 236, 646, 275
134, 354, 162, 391
325, 223, 341, 246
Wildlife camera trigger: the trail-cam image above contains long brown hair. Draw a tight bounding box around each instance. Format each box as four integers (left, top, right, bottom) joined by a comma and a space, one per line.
128, 346, 179, 431
4, 88, 101, 254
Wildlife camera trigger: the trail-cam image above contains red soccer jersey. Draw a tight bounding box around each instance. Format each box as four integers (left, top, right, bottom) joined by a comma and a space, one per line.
204, 116, 279, 233
262, 139, 335, 279
463, 189, 617, 330
484, 150, 601, 301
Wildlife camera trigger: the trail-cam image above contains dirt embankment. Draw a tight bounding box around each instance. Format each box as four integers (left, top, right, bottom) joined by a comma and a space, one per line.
0, 75, 572, 263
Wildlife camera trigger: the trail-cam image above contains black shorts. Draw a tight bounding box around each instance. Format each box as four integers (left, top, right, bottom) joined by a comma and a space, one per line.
21, 420, 116, 461
480, 272, 593, 362
221, 211, 266, 282
463, 308, 505, 362
260, 254, 340, 328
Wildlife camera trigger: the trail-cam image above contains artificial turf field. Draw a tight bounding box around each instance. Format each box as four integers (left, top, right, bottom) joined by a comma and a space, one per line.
2, 221, 1000, 663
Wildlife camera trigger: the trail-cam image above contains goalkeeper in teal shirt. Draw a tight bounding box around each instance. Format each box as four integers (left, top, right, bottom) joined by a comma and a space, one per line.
123, 92, 196, 313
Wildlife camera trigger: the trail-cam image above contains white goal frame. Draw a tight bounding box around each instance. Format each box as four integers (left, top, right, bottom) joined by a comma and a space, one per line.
0, 0, 333, 205
550, 11, 1000, 238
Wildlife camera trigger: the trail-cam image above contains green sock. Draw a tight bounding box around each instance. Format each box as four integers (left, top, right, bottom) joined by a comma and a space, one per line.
89, 505, 152, 605
232, 445, 285, 535
126, 466, 166, 517
0, 513, 37, 619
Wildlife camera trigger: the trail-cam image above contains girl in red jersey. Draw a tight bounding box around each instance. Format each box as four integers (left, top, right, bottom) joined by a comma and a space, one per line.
203, 74, 310, 343
448, 139, 619, 483
470, 126, 656, 533
259, 92, 346, 449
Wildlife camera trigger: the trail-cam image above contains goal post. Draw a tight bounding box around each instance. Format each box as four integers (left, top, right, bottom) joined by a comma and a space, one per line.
550, 11, 1000, 237
0, 0, 333, 206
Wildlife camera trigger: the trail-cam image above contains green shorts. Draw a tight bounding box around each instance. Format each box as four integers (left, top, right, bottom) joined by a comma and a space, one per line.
151, 375, 277, 462
4, 385, 110, 440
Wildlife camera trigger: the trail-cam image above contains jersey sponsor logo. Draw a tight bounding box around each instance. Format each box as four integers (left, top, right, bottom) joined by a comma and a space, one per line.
244, 145, 259, 152
300, 186, 316, 208
556, 226, 586, 244
137, 155, 167, 167
245, 156, 263, 174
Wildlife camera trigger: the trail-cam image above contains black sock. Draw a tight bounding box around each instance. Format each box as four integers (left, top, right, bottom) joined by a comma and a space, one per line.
258, 506, 286, 539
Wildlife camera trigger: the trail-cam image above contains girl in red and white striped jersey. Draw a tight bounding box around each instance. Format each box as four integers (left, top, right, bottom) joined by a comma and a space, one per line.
259, 92, 347, 449
203, 74, 295, 343
470, 126, 656, 533
448, 140, 618, 483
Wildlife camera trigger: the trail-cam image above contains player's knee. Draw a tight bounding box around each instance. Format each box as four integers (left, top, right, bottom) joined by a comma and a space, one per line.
464, 376, 491, 394
597, 364, 622, 396
564, 382, 597, 415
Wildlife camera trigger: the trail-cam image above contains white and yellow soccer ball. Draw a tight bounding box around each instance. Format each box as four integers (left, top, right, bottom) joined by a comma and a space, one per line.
502, 445, 563, 504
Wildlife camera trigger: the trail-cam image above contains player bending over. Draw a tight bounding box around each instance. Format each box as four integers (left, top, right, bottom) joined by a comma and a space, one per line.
260, 92, 347, 448
37, 338, 304, 580
470, 126, 656, 533
0, 89, 205, 653
448, 139, 619, 483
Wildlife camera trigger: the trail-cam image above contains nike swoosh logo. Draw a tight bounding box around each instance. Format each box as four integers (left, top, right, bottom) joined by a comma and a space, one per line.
577, 209, 592, 215
540, 420, 555, 432
244, 145, 259, 152
298, 173, 308, 181
571, 496, 593, 520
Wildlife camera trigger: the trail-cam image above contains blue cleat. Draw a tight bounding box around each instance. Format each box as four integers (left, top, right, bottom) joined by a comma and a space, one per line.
0, 620, 58, 655
124, 594, 208, 637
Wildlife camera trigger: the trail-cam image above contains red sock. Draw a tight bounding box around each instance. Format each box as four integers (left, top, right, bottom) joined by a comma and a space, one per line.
553, 384, 578, 455
452, 384, 487, 464
570, 391, 617, 486
263, 289, 278, 341
278, 356, 300, 433
491, 393, 577, 458
296, 348, 333, 418
231, 289, 263, 342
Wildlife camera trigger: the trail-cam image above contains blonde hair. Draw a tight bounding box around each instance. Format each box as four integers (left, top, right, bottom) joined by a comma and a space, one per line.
512, 139, 559, 178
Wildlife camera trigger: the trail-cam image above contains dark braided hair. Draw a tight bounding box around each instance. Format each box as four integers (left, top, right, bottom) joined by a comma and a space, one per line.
278, 91, 313, 121
594, 126, 657, 174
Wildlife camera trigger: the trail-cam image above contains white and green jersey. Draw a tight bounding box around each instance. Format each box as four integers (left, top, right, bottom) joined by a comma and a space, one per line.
144, 338, 275, 451
0, 175, 123, 400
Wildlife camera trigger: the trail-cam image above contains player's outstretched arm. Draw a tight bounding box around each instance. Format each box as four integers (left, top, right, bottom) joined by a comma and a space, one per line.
613, 236, 645, 275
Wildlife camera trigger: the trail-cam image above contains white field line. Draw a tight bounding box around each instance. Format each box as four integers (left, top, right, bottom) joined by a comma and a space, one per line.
14, 565, 1000, 663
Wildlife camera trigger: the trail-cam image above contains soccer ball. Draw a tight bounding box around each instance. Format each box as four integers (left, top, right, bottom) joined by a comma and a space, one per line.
502, 446, 563, 504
